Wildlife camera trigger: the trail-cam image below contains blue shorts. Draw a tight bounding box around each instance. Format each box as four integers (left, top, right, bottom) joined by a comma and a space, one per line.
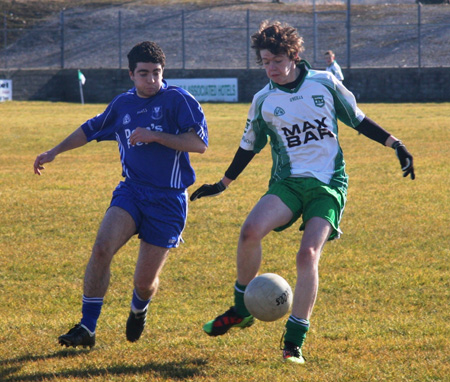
110, 180, 187, 248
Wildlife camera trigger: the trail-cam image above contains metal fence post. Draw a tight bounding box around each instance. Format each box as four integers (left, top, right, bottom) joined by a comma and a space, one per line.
181, 10, 185, 69
418, 2, 422, 69
346, 0, 351, 69
118, 10, 122, 69
3, 13, 7, 69
313, 0, 317, 65
246, 9, 250, 70
60, 10, 64, 69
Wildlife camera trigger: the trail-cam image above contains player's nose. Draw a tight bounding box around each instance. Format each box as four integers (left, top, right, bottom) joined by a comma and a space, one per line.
268, 61, 277, 70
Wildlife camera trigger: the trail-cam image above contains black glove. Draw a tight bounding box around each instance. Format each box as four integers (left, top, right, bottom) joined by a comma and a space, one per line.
190, 180, 227, 201
392, 141, 415, 180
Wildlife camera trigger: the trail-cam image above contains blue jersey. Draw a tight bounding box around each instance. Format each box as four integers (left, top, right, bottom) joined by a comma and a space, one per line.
81, 80, 208, 189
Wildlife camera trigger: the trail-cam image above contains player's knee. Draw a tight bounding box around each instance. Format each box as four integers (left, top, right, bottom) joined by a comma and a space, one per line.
240, 221, 264, 243
134, 277, 158, 298
91, 240, 113, 261
296, 247, 320, 269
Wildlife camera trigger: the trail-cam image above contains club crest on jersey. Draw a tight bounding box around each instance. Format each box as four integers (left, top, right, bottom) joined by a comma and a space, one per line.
151, 106, 163, 120
312, 95, 325, 108
274, 107, 285, 117
123, 114, 131, 125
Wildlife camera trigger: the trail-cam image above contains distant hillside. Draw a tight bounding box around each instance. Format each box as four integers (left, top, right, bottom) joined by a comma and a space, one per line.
1, 0, 449, 69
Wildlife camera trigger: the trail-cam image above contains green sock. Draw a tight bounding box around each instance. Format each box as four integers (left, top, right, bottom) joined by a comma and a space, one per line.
284, 316, 310, 348
234, 281, 251, 317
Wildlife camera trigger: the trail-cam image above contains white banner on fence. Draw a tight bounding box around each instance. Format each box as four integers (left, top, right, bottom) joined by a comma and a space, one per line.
166, 78, 238, 102
0, 80, 12, 102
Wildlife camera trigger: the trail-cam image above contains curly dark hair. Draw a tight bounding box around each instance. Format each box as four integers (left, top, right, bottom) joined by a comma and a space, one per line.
251, 21, 304, 65
127, 41, 166, 73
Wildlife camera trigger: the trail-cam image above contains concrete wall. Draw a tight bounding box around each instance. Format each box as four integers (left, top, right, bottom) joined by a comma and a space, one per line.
0, 67, 448, 104
343, 68, 449, 102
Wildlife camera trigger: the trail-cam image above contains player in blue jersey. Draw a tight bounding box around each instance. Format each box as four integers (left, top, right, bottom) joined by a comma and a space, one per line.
190, 21, 414, 364
33, 41, 208, 348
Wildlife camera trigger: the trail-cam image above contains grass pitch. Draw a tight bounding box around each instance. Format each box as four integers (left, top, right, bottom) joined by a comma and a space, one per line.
0, 101, 449, 381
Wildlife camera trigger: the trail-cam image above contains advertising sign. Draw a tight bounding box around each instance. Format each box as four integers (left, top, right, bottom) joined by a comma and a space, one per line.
166, 78, 238, 102
0, 80, 12, 101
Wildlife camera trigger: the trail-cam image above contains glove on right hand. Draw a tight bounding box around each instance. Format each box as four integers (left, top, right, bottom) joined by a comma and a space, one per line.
190, 180, 227, 201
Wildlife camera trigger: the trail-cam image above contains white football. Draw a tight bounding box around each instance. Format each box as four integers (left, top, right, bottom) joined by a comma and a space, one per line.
244, 273, 293, 322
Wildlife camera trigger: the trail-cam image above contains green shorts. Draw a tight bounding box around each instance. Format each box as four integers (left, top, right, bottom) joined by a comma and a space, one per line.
265, 177, 347, 240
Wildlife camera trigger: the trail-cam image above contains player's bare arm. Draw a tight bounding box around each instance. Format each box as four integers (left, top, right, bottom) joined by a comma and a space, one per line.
34, 127, 88, 175
129, 128, 207, 153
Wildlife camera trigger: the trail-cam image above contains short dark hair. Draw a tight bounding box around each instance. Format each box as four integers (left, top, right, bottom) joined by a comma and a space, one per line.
127, 41, 166, 73
251, 21, 304, 65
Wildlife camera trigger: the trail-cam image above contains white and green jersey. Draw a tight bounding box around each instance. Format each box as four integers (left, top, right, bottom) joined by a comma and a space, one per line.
326, 60, 344, 82
240, 61, 365, 190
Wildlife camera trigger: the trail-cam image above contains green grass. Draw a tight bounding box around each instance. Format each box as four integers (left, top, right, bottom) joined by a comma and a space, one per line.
1, 101, 449, 381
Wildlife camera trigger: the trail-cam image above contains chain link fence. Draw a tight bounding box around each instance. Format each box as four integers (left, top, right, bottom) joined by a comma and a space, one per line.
1, 2, 449, 70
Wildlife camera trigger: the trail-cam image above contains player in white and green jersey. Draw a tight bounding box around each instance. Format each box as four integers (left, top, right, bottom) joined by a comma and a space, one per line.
241, 61, 362, 191
325, 50, 344, 82
191, 21, 414, 364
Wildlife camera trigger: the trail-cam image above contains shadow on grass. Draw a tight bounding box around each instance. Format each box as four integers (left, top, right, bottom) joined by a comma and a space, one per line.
1, 349, 91, 365
1, 350, 208, 381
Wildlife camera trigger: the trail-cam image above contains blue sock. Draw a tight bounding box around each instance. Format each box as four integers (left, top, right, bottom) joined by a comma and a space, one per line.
131, 289, 151, 313
80, 295, 103, 334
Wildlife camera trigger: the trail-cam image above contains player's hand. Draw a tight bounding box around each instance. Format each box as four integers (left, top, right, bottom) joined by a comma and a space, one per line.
33, 150, 56, 175
129, 127, 154, 146
190, 180, 227, 201
392, 141, 415, 180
